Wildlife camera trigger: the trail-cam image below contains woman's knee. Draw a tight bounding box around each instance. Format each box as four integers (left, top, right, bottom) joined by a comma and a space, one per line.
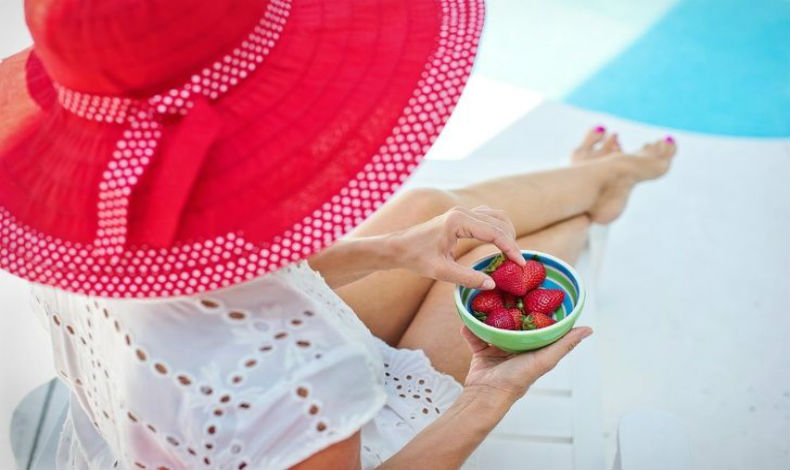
394, 187, 460, 221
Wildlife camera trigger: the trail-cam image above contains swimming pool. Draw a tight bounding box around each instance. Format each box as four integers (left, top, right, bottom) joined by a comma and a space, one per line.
477, 0, 790, 137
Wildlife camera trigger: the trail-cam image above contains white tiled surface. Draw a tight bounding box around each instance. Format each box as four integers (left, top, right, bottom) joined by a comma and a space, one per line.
414, 91, 790, 468
472, 437, 575, 470
494, 394, 575, 439
0, 273, 54, 469
0, 0, 29, 58
2, 1, 789, 469
0, 10, 46, 468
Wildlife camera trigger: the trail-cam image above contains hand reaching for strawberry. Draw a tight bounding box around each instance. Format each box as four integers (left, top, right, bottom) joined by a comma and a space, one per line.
391, 206, 525, 289
309, 205, 524, 289
461, 325, 592, 402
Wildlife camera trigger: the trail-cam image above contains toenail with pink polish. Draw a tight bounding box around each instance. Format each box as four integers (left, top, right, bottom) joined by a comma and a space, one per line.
665, 135, 675, 144
594, 126, 605, 133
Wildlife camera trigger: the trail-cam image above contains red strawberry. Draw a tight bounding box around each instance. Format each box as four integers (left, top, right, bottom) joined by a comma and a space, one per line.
522, 259, 546, 292
501, 291, 518, 308
484, 308, 518, 330
523, 312, 556, 330
486, 254, 546, 296
505, 307, 523, 329
523, 288, 564, 314
471, 290, 504, 314
489, 259, 530, 295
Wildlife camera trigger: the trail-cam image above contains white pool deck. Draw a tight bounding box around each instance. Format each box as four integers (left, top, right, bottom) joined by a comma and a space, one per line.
410, 78, 790, 469
1, 1, 789, 469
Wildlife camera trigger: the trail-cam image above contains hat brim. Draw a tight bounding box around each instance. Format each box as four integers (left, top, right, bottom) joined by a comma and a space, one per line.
0, 0, 485, 297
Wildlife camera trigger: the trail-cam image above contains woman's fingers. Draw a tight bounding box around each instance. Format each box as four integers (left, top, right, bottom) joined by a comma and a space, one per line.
525, 327, 593, 376
424, 206, 523, 286
449, 208, 524, 266
436, 258, 496, 289
470, 206, 516, 239
467, 207, 523, 266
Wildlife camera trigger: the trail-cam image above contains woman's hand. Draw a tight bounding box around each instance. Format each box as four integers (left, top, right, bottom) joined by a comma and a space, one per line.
377, 326, 593, 470
461, 325, 593, 403
391, 206, 525, 289
309, 205, 522, 289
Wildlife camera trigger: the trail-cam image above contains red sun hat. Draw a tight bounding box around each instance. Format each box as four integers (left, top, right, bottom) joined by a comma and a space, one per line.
0, 0, 485, 298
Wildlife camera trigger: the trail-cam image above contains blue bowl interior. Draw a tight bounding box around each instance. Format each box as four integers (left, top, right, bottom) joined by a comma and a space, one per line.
460, 253, 581, 322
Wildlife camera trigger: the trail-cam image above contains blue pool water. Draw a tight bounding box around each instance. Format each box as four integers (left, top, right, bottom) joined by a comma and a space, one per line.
565, 0, 790, 137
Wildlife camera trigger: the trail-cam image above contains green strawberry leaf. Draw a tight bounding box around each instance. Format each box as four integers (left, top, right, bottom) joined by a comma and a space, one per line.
522, 314, 537, 330
516, 298, 524, 312
472, 311, 487, 322
483, 253, 506, 274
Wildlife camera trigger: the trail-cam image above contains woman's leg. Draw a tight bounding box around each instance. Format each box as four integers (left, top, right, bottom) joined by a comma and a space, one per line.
334, 129, 612, 344
332, 130, 675, 345
397, 214, 592, 383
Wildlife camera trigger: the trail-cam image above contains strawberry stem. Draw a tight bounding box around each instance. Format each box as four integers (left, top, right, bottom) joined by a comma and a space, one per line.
483, 253, 506, 274
522, 314, 536, 330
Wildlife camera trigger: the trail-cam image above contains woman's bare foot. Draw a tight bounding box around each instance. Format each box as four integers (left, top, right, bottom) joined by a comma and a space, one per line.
572, 125, 622, 163
589, 136, 677, 224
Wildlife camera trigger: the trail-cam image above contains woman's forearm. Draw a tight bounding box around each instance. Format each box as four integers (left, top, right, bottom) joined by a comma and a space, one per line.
308, 235, 401, 288
310, 206, 526, 291
378, 388, 512, 470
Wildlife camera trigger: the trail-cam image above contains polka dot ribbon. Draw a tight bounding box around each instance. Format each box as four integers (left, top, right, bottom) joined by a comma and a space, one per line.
54, 0, 291, 258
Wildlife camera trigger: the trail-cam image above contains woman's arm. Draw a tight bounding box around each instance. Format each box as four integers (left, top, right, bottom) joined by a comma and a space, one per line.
378, 326, 592, 469
309, 206, 525, 289
308, 235, 401, 288
289, 390, 505, 470
292, 327, 592, 470
377, 387, 509, 470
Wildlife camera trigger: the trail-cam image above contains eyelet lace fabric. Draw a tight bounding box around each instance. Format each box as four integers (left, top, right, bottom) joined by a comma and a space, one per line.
31, 261, 461, 469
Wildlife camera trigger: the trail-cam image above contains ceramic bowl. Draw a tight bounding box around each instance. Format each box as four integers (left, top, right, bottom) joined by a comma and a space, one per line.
454, 250, 586, 352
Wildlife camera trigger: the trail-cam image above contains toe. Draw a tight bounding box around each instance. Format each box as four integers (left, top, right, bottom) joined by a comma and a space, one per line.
641, 141, 661, 155
577, 126, 607, 152
662, 135, 678, 156
599, 132, 621, 154
653, 137, 677, 159
642, 138, 677, 161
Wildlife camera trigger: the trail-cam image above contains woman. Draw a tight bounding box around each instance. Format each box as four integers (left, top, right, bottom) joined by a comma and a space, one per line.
0, 0, 675, 468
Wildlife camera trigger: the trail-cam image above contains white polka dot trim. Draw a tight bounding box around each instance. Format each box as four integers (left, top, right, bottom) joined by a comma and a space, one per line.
57, 0, 291, 258
0, 0, 485, 297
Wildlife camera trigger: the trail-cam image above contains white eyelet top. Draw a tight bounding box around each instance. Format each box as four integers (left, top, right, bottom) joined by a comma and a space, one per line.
31, 261, 461, 470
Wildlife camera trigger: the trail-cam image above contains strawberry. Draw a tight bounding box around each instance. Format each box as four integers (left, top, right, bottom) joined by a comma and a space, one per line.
505, 307, 523, 330
488, 258, 530, 295
523, 312, 556, 330
523, 288, 564, 314
484, 308, 518, 330
522, 259, 547, 292
501, 291, 518, 308
471, 290, 504, 314
485, 254, 546, 296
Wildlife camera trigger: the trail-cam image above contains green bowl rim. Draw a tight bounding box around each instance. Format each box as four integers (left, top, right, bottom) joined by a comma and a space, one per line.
453, 249, 587, 337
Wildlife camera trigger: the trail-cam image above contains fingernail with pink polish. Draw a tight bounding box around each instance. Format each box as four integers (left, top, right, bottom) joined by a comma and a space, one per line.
482, 278, 495, 290
665, 135, 675, 144
594, 125, 605, 133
